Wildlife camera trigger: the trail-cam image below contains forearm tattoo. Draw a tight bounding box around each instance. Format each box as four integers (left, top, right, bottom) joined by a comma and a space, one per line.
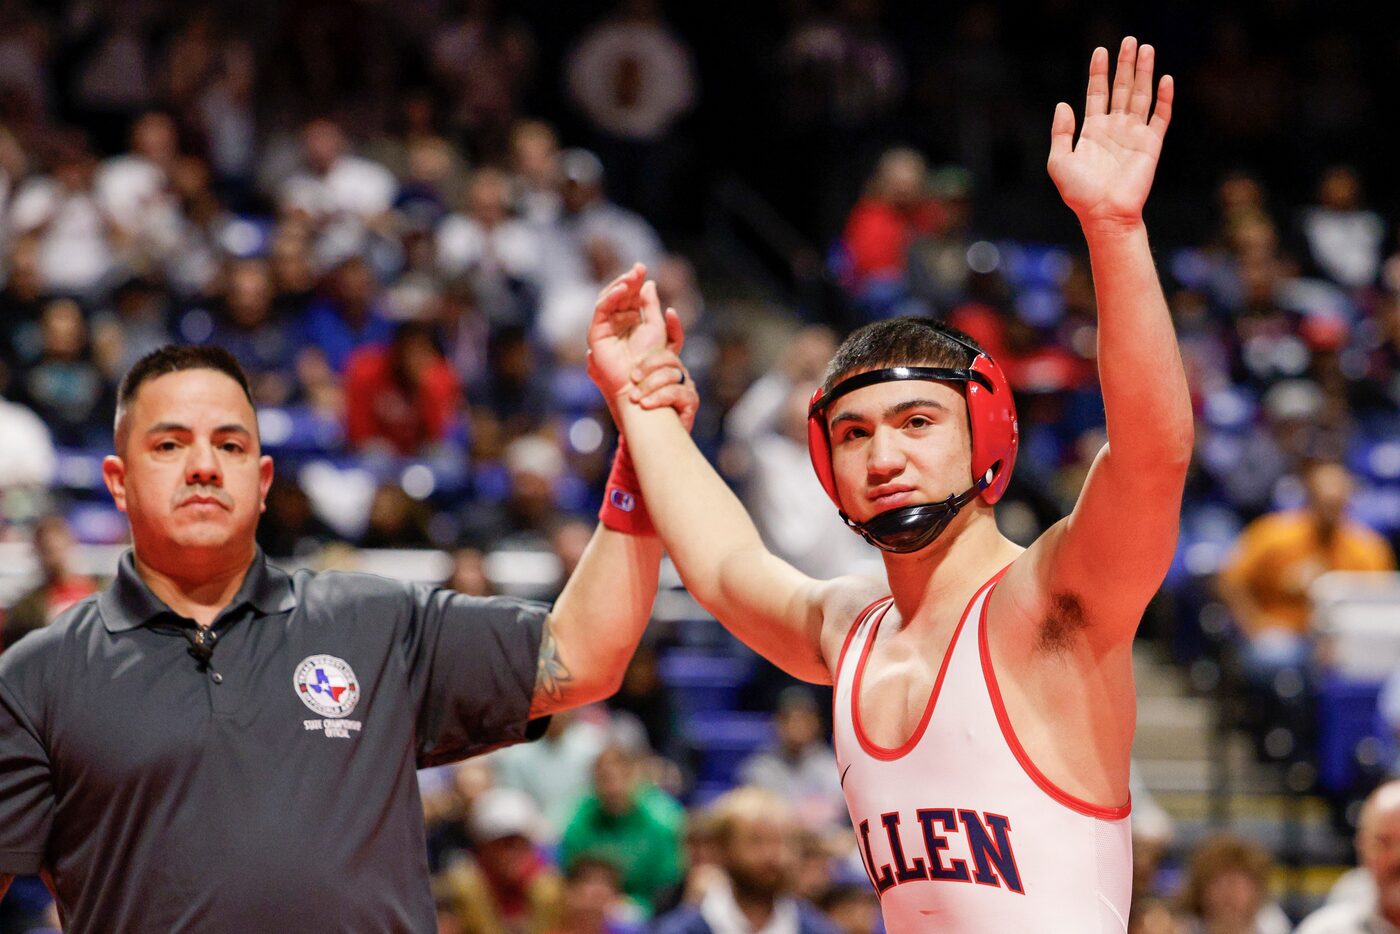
534, 614, 574, 707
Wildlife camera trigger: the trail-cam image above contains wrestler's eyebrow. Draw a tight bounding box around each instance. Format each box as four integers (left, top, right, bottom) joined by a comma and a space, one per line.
830, 398, 948, 428
884, 399, 949, 417
829, 411, 864, 429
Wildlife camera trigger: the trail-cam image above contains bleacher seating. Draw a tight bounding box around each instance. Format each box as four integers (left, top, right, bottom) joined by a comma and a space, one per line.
1309, 572, 1400, 794
658, 650, 755, 718
682, 710, 774, 787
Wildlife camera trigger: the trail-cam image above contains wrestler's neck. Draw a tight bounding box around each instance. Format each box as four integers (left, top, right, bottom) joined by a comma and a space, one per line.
881, 504, 1022, 629
133, 543, 255, 629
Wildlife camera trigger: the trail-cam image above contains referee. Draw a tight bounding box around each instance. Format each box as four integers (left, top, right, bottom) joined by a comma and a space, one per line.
0, 303, 692, 929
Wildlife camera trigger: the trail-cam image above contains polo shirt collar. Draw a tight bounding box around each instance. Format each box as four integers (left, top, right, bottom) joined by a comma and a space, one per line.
98, 548, 297, 633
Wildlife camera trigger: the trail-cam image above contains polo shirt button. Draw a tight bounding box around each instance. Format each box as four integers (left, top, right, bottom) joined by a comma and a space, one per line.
211, 672, 224, 684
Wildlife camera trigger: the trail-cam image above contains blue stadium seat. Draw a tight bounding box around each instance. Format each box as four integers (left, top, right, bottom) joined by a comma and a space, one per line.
689, 781, 735, 808
1351, 486, 1400, 534
53, 448, 108, 494
1202, 387, 1257, 432
1166, 503, 1243, 587
548, 366, 604, 415
1013, 286, 1065, 327
1352, 437, 1400, 486
66, 502, 128, 544
473, 461, 511, 503
825, 239, 855, 290
683, 710, 774, 786
659, 651, 756, 717
1168, 248, 1213, 290
1316, 675, 1385, 793
999, 242, 1072, 289
257, 405, 343, 453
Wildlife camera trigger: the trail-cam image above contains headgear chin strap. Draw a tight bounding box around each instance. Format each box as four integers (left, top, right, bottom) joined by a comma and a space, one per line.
807, 330, 1018, 555
844, 478, 990, 554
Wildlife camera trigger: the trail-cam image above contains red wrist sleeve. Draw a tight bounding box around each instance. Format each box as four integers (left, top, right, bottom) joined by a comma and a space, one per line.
598, 438, 655, 536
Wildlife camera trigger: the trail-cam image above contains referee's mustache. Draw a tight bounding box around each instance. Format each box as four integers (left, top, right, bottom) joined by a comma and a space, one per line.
175, 485, 234, 510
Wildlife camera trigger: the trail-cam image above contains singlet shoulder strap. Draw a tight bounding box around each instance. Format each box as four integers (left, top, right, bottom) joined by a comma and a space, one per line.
833, 594, 892, 685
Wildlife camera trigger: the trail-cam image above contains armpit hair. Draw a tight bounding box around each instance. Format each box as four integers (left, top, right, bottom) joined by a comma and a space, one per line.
1038, 591, 1089, 654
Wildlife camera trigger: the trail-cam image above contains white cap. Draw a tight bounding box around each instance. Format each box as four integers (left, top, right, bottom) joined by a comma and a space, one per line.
469, 787, 545, 844
560, 148, 605, 186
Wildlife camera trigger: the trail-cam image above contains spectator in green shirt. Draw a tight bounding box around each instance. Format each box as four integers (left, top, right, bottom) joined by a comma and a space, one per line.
560, 743, 685, 916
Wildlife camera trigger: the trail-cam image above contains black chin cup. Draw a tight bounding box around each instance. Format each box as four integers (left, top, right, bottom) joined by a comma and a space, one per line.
844, 484, 983, 554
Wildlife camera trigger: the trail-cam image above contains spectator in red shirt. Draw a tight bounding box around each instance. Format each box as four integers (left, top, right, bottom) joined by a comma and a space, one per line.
840, 147, 944, 290
344, 321, 461, 456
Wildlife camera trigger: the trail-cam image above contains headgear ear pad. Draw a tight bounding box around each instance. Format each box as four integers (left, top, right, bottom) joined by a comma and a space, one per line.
806, 340, 1018, 511
806, 385, 841, 507
964, 350, 1017, 504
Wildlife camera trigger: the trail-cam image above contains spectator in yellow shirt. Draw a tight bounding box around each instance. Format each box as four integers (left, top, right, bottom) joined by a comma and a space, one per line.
1219, 459, 1396, 684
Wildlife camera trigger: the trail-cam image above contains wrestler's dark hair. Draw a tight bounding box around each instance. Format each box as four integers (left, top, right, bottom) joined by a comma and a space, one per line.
114, 344, 256, 451
821, 316, 985, 395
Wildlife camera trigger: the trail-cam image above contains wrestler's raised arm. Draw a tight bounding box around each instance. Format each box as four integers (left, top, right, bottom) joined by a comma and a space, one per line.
1020, 38, 1193, 647
587, 266, 854, 685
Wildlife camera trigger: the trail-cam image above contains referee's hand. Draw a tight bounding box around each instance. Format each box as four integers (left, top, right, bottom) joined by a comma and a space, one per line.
628, 335, 697, 432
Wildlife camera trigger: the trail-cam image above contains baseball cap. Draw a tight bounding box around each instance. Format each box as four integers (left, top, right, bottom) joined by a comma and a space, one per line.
560, 148, 605, 187
469, 788, 545, 844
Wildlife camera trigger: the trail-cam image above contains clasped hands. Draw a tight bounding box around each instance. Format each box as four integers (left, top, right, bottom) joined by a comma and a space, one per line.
586, 262, 698, 430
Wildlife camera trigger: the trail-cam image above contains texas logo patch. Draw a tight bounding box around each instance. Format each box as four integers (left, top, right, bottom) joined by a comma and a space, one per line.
293, 654, 361, 719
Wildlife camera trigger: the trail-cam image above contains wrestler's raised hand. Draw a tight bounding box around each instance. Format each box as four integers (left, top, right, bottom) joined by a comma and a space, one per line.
1048, 37, 1172, 230
586, 265, 696, 428
586, 263, 667, 404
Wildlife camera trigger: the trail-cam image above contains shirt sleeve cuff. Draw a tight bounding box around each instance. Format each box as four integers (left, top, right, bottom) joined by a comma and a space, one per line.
0, 849, 45, 876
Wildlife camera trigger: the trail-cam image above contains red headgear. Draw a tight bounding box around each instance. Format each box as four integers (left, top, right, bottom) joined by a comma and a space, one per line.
806, 337, 1018, 513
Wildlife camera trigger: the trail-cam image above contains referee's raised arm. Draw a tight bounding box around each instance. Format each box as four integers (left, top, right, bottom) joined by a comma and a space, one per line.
530, 267, 701, 717
529, 526, 666, 718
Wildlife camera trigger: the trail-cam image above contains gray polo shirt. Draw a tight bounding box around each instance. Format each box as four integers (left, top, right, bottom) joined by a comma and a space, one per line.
0, 549, 548, 933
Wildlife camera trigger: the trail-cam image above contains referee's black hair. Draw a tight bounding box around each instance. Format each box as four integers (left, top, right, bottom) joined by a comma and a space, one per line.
822, 316, 984, 394
114, 344, 255, 451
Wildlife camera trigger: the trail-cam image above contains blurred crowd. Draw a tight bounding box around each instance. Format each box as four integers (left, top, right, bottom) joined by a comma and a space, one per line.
411, 695, 872, 934
4, 1, 1400, 932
